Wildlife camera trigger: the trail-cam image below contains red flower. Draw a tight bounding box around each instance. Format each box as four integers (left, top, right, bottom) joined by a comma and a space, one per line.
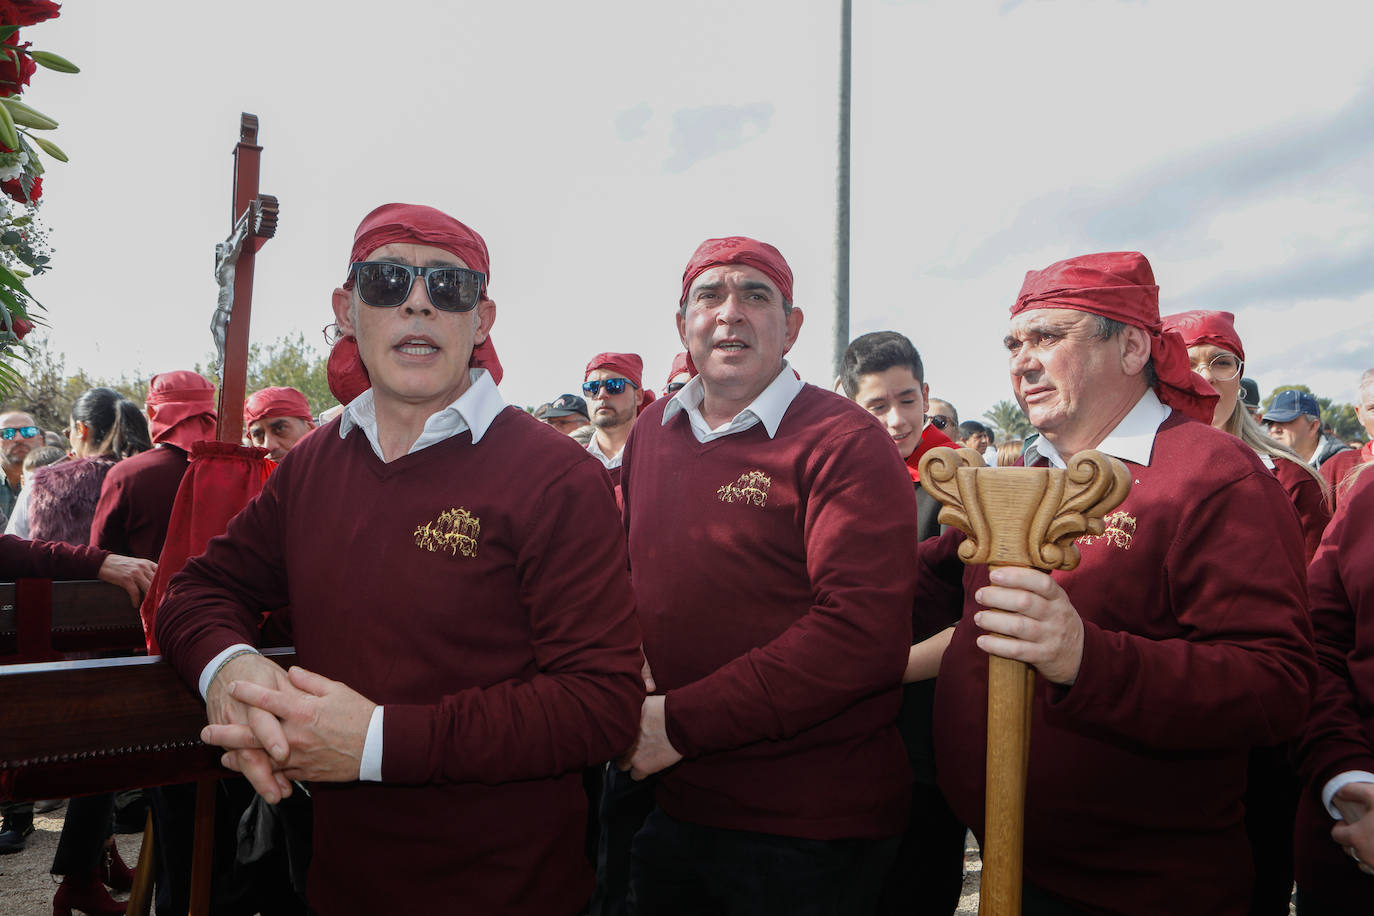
11, 315, 33, 339
0, 39, 35, 97
1, 174, 40, 203
0, 2, 61, 27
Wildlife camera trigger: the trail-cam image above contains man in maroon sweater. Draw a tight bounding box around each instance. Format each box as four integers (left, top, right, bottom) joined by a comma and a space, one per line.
154, 203, 644, 914
582, 351, 654, 490
618, 237, 918, 914
916, 252, 1315, 915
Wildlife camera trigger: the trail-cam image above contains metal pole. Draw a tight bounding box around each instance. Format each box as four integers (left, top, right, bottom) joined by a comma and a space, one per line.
833, 0, 852, 381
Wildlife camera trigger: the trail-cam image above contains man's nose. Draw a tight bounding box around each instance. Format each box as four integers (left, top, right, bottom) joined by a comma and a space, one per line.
401, 275, 433, 314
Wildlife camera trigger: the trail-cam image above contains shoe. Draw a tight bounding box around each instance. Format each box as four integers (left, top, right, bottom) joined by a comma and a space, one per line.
0, 817, 34, 854
52, 871, 126, 916
35, 799, 66, 814
99, 840, 133, 892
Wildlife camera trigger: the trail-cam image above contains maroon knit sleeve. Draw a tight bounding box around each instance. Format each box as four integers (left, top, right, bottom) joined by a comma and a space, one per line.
664, 423, 917, 757
154, 465, 289, 687
912, 527, 968, 639
1045, 467, 1315, 749
1322, 450, 1364, 512
1294, 470, 1374, 791
89, 464, 130, 553
0, 533, 108, 580
381, 457, 644, 784
1271, 455, 1330, 563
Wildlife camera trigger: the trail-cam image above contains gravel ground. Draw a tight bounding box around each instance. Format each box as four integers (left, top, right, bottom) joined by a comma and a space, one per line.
0, 802, 141, 916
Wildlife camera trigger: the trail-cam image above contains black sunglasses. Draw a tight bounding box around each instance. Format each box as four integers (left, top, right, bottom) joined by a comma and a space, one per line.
1, 425, 39, 440
349, 261, 486, 313
583, 378, 637, 397
664, 381, 687, 394
926, 414, 953, 431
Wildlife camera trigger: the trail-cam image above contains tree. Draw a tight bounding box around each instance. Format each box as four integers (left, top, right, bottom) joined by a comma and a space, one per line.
0, 335, 148, 432
1262, 384, 1367, 443
983, 400, 1033, 439
197, 331, 335, 417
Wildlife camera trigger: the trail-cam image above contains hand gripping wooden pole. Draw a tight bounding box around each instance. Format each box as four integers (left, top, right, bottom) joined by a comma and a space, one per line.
918, 446, 1131, 916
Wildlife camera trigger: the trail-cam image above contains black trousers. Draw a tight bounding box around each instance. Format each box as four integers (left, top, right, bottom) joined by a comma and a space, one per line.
629, 806, 899, 916
875, 781, 966, 915
51, 793, 113, 876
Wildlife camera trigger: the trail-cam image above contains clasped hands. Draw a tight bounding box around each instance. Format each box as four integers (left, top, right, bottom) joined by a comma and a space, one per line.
1332, 782, 1374, 874
617, 655, 683, 781
201, 652, 377, 803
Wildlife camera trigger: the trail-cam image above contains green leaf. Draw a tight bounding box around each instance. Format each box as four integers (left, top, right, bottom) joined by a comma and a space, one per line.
0, 26, 19, 41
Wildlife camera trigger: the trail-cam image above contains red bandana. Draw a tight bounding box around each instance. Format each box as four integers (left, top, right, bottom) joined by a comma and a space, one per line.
244, 386, 312, 427
679, 237, 794, 307
145, 370, 217, 452
1012, 251, 1217, 424
1159, 309, 1245, 364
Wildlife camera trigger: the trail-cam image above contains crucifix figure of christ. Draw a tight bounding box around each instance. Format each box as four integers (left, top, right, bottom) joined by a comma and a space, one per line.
918, 445, 1131, 916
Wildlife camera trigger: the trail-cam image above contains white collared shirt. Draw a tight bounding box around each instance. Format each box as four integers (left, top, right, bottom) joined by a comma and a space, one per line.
339, 368, 504, 459
200, 367, 506, 783
1022, 389, 1171, 469
586, 434, 623, 469
661, 362, 804, 443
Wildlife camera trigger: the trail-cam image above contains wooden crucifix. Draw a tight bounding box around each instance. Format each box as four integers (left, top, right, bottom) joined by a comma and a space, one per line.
918, 446, 1131, 916
211, 112, 279, 446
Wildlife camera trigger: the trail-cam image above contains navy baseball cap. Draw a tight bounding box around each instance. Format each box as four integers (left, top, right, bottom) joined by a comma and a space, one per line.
1239, 378, 1260, 410
1261, 389, 1320, 424
543, 393, 589, 420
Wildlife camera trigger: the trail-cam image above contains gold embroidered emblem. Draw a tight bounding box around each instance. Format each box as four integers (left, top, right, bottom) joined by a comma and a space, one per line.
1077, 510, 1136, 551
717, 470, 772, 507
413, 508, 481, 558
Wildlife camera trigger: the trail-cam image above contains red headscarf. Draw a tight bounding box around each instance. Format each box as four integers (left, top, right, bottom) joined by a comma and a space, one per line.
1011, 252, 1218, 424
1159, 309, 1245, 364
327, 203, 503, 404
665, 350, 695, 390
679, 237, 794, 307
585, 352, 656, 415
243, 386, 313, 427
145, 370, 217, 452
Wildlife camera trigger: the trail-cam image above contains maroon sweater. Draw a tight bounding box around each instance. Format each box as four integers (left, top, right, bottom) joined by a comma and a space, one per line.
1293, 468, 1374, 901
155, 410, 644, 915
0, 533, 107, 579
621, 385, 918, 840
1272, 454, 1330, 563
914, 412, 1315, 915
89, 445, 188, 559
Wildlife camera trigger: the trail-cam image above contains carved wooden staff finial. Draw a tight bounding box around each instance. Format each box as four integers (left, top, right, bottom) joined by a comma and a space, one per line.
918, 446, 1131, 916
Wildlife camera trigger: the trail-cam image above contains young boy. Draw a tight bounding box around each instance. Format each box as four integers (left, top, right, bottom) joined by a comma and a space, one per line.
840, 331, 966, 916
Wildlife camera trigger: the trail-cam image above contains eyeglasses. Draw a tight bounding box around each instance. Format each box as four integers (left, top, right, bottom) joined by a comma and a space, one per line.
1190, 353, 1243, 383
0, 425, 39, 440
926, 414, 953, 431
665, 381, 687, 394
583, 378, 638, 397
349, 261, 486, 313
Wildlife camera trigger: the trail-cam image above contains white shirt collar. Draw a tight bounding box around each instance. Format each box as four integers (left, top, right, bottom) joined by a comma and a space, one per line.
1024, 388, 1171, 469
586, 433, 623, 469
339, 368, 505, 459
661, 362, 803, 442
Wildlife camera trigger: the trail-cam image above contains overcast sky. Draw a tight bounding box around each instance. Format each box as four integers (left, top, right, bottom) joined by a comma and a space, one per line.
18, 0, 1374, 424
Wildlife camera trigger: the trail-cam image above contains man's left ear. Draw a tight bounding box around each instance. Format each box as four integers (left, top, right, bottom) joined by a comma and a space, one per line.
474, 297, 496, 345
782, 307, 805, 354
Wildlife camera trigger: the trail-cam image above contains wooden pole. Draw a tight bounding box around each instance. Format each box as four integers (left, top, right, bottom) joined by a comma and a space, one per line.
918, 447, 1131, 916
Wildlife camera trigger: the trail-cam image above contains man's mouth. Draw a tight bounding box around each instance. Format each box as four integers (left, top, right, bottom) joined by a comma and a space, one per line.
715, 339, 748, 352
395, 336, 439, 356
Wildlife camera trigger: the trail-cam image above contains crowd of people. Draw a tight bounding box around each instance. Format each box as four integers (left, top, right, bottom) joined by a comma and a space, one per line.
2, 202, 1374, 916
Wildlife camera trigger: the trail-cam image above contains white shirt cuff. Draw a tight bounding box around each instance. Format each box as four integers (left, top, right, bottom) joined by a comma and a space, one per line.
359, 706, 384, 782
1322, 770, 1374, 818
198, 643, 260, 700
